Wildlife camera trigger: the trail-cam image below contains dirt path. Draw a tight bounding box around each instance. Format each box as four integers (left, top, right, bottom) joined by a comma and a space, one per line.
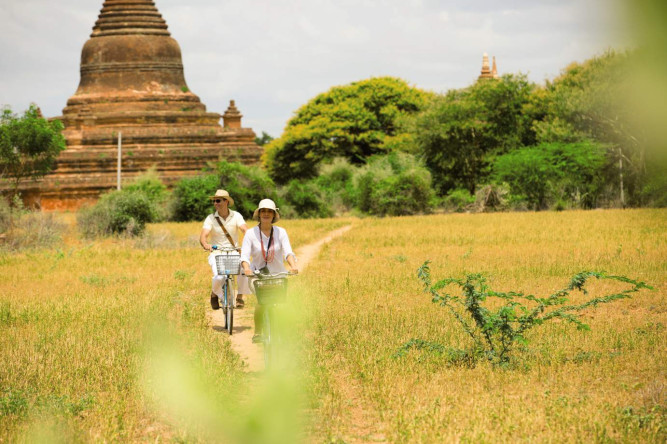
208, 225, 353, 372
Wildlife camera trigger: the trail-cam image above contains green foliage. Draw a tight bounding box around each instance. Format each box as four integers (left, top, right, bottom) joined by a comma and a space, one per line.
355, 152, 435, 216
534, 51, 651, 205
492, 141, 607, 210
412, 261, 653, 366
214, 160, 278, 220
279, 180, 333, 219
122, 168, 171, 221
78, 190, 157, 237
171, 174, 220, 222
314, 157, 358, 214
0, 104, 66, 199
254, 131, 274, 146
443, 189, 474, 213
415, 74, 536, 195
171, 161, 278, 222
264, 77, 430, 183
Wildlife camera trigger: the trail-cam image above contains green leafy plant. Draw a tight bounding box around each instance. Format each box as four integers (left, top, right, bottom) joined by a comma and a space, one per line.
411, 261, 653, 365
77, 190, 157, 237
0, 104, 66, 200
279, 179, 333, 219
355, 152, 435, 216
170, 174, 220, 222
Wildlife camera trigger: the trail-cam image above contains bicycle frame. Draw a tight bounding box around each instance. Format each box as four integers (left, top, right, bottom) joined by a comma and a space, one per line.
251, 271, 293, 368
212, 246, 241, 335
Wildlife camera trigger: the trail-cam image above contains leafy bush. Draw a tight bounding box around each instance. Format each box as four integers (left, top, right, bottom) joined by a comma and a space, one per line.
214, 161, 278, 220
279, 180, 333, 219
315, 158, 357, 214
443, 189, 474, 213
355, 152, 435, 216
492, 141, 607, 210
408, 261, 653, 366
170, 174, 220, 222
78, 190, 157, 237
122, 168, 171, 221
171, 161, 279, 222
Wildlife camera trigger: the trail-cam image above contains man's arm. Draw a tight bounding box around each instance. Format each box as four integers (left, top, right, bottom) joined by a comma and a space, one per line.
200, 227, 212, 251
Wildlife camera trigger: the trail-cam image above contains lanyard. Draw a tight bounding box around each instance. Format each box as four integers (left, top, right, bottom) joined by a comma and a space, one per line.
259, 226, 274, 264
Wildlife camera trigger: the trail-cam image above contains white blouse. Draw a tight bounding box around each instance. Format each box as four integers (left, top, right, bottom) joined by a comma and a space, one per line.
240, 225, 296, 273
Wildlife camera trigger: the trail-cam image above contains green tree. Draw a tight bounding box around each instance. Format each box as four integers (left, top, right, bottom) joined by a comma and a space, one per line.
171, 161, 278, 222
533, 51, 645, 205
355, 152, 435, 216
264, 77, 431, 183
492, 141, 607, 210
214, 160, 278, 220
255, 131, 274, 146
0, 104, 66, 199
415, 74, 536, 195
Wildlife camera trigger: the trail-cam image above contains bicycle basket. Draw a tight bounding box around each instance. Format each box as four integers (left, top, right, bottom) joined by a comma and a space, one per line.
253, 278, 288, 305
215, 253, 241, 275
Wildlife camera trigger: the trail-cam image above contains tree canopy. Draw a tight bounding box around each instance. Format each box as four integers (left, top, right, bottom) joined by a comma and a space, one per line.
414, 74, 536, 194
263, 76, 431, 183
0, 104, 66, 199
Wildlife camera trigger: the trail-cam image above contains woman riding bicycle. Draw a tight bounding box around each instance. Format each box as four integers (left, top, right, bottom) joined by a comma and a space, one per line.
240, 199, 298, 343
200, 189, 250, 310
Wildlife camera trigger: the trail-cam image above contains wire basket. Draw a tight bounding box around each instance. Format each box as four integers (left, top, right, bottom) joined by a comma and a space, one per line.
215, 253, 241, 275
253, 278, 288, 305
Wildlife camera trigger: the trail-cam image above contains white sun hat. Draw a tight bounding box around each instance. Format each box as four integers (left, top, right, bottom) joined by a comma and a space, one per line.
252, 198, 280, 222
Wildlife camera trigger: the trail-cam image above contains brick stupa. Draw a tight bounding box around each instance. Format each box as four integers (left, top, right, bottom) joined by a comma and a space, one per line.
29, 0, 261, 210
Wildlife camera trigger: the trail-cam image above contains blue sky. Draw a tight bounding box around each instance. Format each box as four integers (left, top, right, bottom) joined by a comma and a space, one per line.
0, 0, 630, 137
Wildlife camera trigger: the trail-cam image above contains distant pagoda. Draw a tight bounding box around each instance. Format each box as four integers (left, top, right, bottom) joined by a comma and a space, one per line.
478, 53, 499, 80
28, 0, 261, 210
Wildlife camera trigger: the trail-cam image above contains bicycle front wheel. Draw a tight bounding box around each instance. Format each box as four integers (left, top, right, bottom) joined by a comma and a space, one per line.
226, 301, 234, 335
263, 309, 272, 368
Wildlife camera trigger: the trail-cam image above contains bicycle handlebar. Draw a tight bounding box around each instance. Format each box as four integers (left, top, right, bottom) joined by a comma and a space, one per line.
252, 270, 297, 278
211, 245, 240, 252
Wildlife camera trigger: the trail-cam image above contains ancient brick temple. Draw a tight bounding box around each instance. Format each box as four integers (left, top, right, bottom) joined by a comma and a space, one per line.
27, 0, 262, 210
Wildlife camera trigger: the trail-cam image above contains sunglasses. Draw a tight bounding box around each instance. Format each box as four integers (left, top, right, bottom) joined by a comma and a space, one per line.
214, 199, 227, 203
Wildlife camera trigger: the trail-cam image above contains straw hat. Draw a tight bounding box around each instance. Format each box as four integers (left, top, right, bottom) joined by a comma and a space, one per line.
209, 189, 234, 206
252, 198, 280, 222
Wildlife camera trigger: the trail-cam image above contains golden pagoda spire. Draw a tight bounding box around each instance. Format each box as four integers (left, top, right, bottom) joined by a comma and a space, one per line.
479, 52, 492, 79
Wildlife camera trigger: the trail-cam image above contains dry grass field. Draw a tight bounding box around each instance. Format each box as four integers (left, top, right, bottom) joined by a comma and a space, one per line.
0, 209, 664, 443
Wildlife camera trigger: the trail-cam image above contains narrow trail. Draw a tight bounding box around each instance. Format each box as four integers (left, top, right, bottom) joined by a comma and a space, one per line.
208, 225, 353, 372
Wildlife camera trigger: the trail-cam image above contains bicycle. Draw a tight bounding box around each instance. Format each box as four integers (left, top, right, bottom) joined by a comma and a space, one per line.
212, 246, 241, 335
251, 271, 296, 368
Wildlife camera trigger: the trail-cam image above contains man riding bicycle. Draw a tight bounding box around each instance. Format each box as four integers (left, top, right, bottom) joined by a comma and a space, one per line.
199, 189, 250, 310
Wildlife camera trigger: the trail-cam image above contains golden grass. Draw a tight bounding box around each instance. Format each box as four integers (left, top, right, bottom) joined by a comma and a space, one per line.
300, 209, 666, 443
0, 209, 664, 442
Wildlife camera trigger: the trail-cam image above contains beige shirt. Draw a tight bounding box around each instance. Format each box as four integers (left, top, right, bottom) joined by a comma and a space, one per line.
202, 210, 246, 248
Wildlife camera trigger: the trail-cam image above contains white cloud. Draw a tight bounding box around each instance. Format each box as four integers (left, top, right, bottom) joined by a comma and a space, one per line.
0, 0, 627, 136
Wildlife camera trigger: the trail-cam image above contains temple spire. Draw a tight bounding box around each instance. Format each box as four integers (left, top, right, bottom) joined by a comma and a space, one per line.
479, 52, 498, 80
223, 100, 243, 129
92, 0, 170, 37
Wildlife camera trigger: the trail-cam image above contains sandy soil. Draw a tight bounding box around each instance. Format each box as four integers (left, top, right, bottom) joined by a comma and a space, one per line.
208, 225, 353, 372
